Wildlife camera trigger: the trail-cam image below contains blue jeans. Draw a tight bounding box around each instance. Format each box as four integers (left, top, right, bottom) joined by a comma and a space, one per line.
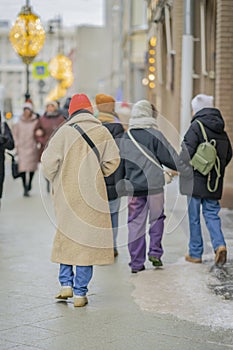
109, 198, 121, 249
59, 264, 93, 296
187, 196, 226, 258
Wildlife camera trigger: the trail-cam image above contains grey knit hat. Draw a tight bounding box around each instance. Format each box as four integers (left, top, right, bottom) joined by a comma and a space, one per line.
131, 100, 153, 119
129, 100, 158, 129
191, 94, 214, 114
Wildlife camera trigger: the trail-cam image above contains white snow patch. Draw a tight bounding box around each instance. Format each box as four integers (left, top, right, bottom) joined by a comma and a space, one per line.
131, 258, 233, 329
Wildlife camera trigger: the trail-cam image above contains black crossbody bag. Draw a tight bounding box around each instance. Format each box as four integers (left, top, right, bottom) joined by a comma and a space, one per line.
70, 123, 100, 162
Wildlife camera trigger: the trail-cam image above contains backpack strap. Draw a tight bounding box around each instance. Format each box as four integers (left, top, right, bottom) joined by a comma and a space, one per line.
196, 120, 208, 142
207, 156, 221, 192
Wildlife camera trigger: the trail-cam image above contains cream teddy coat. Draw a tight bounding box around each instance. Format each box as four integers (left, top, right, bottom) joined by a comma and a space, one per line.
41, 112, 120, 266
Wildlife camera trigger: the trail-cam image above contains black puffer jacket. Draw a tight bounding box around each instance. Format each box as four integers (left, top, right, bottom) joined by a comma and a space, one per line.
179, 108, 232, 199
0, 122, 15, 198
102, 122, 125, 200
120, 128, 189, 197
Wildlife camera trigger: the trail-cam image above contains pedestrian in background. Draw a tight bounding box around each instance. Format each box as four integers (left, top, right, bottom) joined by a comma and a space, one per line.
179, 94, 232, 266
120, 100, 186, 273
0, 114, 14, 208
41, 93, 120, 307
25, 98, 40, 119
116, 101, 131, 130
95, 93, 125, 257
34, 100, 65, 160
61, 97, 71, 119
34, 100, 66, 192
13, 102, 39, 197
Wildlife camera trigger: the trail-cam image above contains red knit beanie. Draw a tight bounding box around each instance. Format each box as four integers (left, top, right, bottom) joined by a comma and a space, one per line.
68, 94, 93, 116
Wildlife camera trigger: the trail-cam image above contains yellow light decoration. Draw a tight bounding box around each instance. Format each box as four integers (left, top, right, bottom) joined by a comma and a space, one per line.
149, 66, 155, 72
149, 57, 155, 64
150, 36, 157, 47
60, 72, 74, 89
47, 54, 74, 101
5, 112, 12, 120
149, 49, 155, 55
49, 54, 73, 82
9, 5, 46, 64
149, 82, 155, 89
46, 85, 67, 102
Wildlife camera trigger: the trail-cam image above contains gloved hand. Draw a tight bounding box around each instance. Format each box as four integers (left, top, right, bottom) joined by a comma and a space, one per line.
0, 135, 7, 144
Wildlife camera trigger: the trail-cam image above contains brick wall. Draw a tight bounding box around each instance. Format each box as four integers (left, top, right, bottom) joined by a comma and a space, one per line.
215, 0, 233, 208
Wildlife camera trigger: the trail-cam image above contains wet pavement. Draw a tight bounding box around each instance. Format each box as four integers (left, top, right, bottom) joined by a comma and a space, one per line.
0, 165, 233, 350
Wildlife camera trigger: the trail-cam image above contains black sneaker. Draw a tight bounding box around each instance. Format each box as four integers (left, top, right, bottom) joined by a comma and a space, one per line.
149, 256, 163, 267
114, 249, 118, 258
131, 265, 145, 274
23, 189, 30, 197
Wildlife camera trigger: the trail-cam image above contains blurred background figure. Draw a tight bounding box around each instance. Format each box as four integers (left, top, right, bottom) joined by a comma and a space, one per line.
25, 98, 40, 119
95, 93, 125, 257
34, 100, 66, 192
116, 101, 131, 130
34, 100, 66, 159
13, 102, 39, 197
0, 112, 14, 208
61, 97, 71, 119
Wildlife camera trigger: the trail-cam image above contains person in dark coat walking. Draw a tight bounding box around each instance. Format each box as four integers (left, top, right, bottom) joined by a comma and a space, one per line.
120, 100, 189, 273
34, 100, 66, 192
179, 94, 232, 266
61, 97, 71, 120
0, 116, 14, 207
95, 94, 125, 257
34, 100, 66, 160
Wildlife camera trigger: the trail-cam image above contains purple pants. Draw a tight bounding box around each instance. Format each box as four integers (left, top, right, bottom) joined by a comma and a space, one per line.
128, 193, 165, 270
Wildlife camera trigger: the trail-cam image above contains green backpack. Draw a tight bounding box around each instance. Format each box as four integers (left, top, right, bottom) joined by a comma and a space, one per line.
190, 120, 221, 192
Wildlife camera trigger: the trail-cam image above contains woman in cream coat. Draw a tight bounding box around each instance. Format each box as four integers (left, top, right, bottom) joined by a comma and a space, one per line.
41, 94, 120, 307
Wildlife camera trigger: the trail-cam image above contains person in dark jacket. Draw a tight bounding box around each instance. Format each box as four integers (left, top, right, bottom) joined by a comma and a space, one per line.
0, 117, 14, 207
34, 100, 66, 192
61, 97, 71, 120
95, 94, 125, 257
179, 94, 232, 266
34, 100, 66, 159
120, 100, 187, 273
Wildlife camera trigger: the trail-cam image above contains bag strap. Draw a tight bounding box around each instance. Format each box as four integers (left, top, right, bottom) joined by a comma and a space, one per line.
207, 157, 221, 192
70, 123, 100, 162
127, 129, 172, 180
6, 151, 14, 160
196, 120, 208, 142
